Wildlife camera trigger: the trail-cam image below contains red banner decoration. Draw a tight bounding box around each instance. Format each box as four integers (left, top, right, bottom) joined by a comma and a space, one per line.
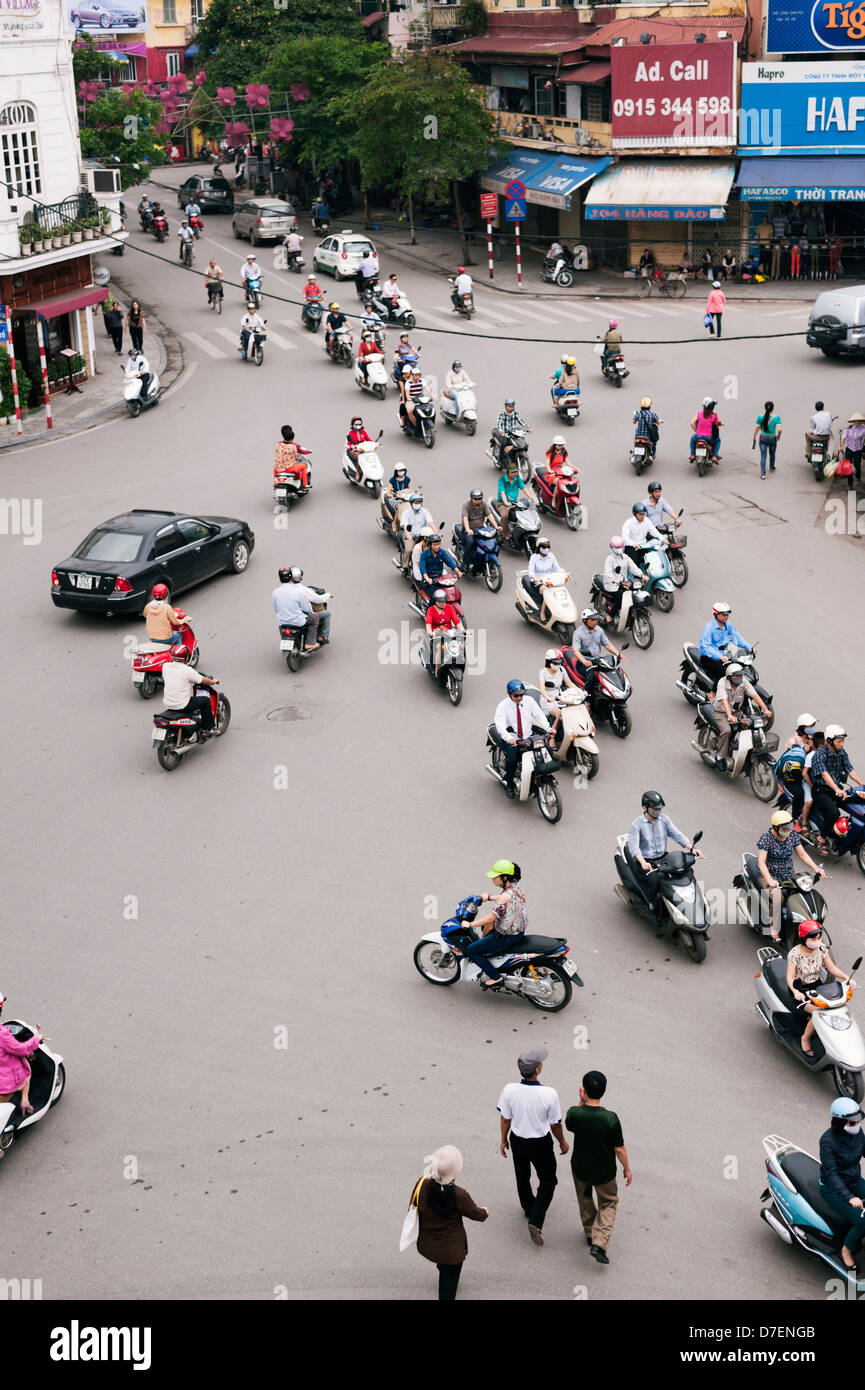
610, 42, 736, 148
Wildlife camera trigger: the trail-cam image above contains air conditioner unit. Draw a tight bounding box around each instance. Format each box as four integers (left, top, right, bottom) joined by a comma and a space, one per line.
82, 167, 121, 196
573, 126, 591, 146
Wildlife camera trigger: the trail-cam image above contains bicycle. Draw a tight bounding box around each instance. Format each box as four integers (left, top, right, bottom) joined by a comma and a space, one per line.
635, 270, 686, 300
207, 283, 223, 314
182, 240, 194, 269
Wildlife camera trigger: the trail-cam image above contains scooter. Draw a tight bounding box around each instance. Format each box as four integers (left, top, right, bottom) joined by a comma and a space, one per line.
413, 894, 581, 1010
274, 452, 312, 510
691, 701, 780, 801
420, 626, 466, 707
561, 644, 633, 739
601, 350, 629, 387
151, 212, 168, 242
244, 276, 263, 311
0, 1014, 65, 1160
515, 568, 577, 646
132, 611, 198, 699
798, 784, 865, 876
379, 489, 421, 545
366, 288, 415, 329
613, 829, 709, 962
806, 421, 836, 481
400, 392, 436, 449
326, 324, 353, 367
123, 365, 161, 418
690, 435, 718, 477
392, 350, 421, 389
542, 250, 575, 288
448, 278, 474, 319
487, 430, 531, 484
629, 435, 653, 475
138, 206, 153, 232
487, 496, 541, 559
239, 322, 267, 366
409, 568, 463, 622
733, 856, 830, 949
303, 300, 323, 332
589, 576, 654, 650
439, 383, 478, 436
151, 680, 231, 772
354, 349, 388, 399
761, 1133, 865, 1289
657, 516, 688, 586
638, 537, 675, 612
535, 684, 600, 782
485, 730, 563, 825
676, 641, 774, 717
281, 239, 305, 274
531, 461, 583, 531
188, 212, 204, 238
342, 433, 384, 499
356, 273, 378, 301
755, 948, 865, 1101
452, 523, 502, 594
551, 386, 580, 426
279, 587, 331, 672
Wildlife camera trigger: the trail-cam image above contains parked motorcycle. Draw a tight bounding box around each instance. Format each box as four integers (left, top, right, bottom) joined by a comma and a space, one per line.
487, 430, 531, 484
676, 640, 773, 718
691, 700, 780, 801
638, 537, 675, 612
531, 461, 583, 531
0, 1014, 65, 1160
123, 363, 161, 418
755, 947, 864, 1101
452, 523, 502, 594
485, 730, 563, 824
240, 322, 267, 366
326, 324, 353, 367
733, 855, 830, 949
487, 495, 541, 559
151, 681, 231, 771
761, 1133, 865, 1288
439, 383, 478, 436
354, 349, 388, 399
413, 894, 581, 1010
303, 300, 323, 333
132, 610, 198, 699
613, 829, 709, 962
279, 588, 331, 672
420, 626, 466, 707
551, 387, 580, 426
589, 575, 654, 650
274, 452, 312, 511
342, 433, 384, 499
448, 278, 474, 319
514, 567, 577, 645
561, 644, 633, 739
400, 392, 436, 449
798, 784, 865, 876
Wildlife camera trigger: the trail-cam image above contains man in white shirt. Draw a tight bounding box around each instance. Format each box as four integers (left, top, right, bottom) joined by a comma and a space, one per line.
162, 647, 218, 734
124, 348, 153, 400
621, 502, 663, 564
498, 1046, 569, 1245
239, 309, 265, 359
806, 399, 833, 461
177, 220, 194, 261
380, 273, 400, 310
356, 250, 378, 295
493, 679, 550, 797
397, 495, 435, 574
272, 568, 321, 650
451, 266, 473, 310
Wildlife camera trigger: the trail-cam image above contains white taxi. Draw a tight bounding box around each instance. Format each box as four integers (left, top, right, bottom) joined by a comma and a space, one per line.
312, 231, 378, 280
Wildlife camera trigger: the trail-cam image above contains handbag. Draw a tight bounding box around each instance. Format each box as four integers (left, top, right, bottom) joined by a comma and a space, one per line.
824, 457, 839, 478
836, 457, 854, 478
703, 312, 713, 328
399, 1177, 425, 1252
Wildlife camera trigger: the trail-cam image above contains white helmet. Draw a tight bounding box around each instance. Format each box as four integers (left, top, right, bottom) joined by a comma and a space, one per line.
581, 608, 599, 622
825, 724, 847, 740
712, 601, 731, 616
552, 435, 566, 447
797, 713, 817, 728
544, 648, 563, 663
726, 663, 744, 681
560, 354, 568, 364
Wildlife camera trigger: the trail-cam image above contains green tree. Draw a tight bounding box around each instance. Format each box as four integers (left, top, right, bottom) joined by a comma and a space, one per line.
261, 36, 388, 168
78, 90, 167, 189
72, 32, 126, 84
193, 0, 364, 90
0, 348, 32, 419
328, 52, 500, 250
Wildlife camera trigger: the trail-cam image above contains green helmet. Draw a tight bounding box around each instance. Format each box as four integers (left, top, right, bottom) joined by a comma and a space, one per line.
487, 859, 516, 879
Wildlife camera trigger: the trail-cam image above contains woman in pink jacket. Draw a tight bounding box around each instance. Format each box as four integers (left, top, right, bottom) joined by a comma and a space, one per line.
705, 280, 726, 338
0, 995, 42, 1117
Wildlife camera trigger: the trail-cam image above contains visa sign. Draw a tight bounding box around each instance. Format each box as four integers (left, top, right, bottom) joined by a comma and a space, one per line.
768, 0, 865, 53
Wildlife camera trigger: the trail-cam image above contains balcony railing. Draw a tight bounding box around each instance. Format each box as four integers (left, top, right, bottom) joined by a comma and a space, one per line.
34, 193, 92, 235
431, 3, 469, 29
490, 109, 610, 152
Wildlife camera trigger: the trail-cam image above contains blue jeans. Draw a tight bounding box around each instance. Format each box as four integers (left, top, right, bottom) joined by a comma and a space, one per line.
465, 931, 525, 981
553, 385, 580, 397
690, 433, 720, 458
152, 633, 182, 647
820, 1177, 865, 1254
758, 436, 777, 476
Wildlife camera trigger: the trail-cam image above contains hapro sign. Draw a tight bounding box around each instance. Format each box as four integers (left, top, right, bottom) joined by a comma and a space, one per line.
767, 0, 865, 54
740, 61, 865, 150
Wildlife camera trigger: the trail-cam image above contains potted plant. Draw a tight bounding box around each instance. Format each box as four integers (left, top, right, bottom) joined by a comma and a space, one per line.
71, 221, 83, 243
81, 217, 94, 240
19, 225, 33, 256
99, 208, 112, 235
59, 222, 71, 247
30, 223, 44, 252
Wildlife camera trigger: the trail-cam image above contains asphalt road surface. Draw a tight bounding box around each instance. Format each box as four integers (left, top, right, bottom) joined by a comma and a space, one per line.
2, 169, 864, 1301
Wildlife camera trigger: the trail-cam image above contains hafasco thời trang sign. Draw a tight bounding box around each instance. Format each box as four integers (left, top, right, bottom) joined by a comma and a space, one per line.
768, 0, 865, 55
611, 42, 737, 147
740, 61, 865, 150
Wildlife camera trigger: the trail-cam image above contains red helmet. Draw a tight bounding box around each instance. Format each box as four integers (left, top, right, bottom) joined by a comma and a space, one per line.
457, 266, 466, 274
835, 816, 850, 837
172, 644, 190, 662
152, 583, 168, 600
798, 920, 823, 940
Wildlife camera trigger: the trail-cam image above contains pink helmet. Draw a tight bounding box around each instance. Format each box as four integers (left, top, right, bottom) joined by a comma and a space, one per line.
609, 320, 618, 328
610, 535, 625, 550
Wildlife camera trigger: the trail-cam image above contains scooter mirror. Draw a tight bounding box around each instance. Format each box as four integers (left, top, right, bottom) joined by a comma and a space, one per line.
439, 522, 445, 530
853, 956, 863, 973
678, 508, 684, 516
620, 641, 630, 652
692, 830, 704, 845
376, 429, 384, 441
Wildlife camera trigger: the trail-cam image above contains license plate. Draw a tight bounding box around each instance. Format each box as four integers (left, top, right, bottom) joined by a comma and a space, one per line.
76, 575, 93, 590
280, 640, 293, 651
133, 671, 145, 683
567, 409, 576, 417
752, 718, 765, 727
562, 958, 577, 977
276, 488, 288, 498
152, 728, 166, 741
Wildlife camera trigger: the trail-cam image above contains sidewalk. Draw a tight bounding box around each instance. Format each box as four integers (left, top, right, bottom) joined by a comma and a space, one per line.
0, 269, 183, 451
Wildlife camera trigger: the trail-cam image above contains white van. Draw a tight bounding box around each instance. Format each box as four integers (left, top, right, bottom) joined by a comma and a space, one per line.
807, 286, 865, 359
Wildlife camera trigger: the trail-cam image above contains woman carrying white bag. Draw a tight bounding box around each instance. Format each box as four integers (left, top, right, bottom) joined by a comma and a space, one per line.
400, 1145, 489, 1300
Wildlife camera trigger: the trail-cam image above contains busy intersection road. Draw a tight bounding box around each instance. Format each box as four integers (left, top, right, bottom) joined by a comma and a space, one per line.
3, 166, 865, 1302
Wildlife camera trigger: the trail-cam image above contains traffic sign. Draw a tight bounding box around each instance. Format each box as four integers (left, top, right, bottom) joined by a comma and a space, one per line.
505, 198, 526, 221
479, 192, 498, 220
0, 326, 8, 343
505, 179, 526, 200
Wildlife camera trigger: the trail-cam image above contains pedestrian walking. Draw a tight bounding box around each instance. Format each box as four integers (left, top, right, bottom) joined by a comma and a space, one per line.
565, 1070, 632, 1265
125, 300, 146, 353
841, 412, 865, 488
104, 299, 124, 354
498, 1045, 569, 1246
704, 280, 726, 338
409, 1145, 489, 1300
752, 400, 782, 478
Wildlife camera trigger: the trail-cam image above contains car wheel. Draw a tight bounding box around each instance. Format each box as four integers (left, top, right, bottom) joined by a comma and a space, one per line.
100, 13, 111, 26
233, 223, 241, 239
230, 539, 250, 573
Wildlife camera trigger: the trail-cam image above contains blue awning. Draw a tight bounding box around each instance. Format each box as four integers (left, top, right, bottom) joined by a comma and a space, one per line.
480, 151, 560, 197
185, 43, 199, 57
102, 50, 130, 62
736, 157, 865, 202
523, 155, 613, 211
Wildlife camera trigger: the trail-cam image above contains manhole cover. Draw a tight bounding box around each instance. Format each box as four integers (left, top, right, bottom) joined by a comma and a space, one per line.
266, 705, 311, 722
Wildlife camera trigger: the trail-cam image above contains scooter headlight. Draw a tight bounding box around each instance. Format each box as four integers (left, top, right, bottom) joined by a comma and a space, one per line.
446, 639, 461, 657
823, 1010, 853, 1031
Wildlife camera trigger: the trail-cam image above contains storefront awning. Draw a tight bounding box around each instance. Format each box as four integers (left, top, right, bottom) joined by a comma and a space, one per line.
558, 62, 611, 86
523, 154, 613, 210
480, 150, 559, 195
736, 157, 865, 202
102, 51, 130, 62
584, 159, 735, 221
19, 287, 109, 321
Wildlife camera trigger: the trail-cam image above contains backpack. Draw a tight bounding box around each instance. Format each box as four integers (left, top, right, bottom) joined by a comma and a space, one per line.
775, 745, 806, 784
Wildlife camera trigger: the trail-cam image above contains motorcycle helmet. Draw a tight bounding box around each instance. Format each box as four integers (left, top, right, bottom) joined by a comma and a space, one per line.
506, 679, 526, 696
565, 356, 576, 367
470, 487, 483, 500
290, 566, 303, 583
362, 330, 372, 340
712, 280, 722, 288
544, 648, 563, 665
329, 302, 340, 310
537, 537, 551, 550
647, 481, 662, 493
432, 589, 446, 604
712, 601, 731, 616
560, 355, 568, 365
394, 465, 407, 476
410, 367, 422, 377
609, 320, 618, 328
151, 583, 168, 600
632, 502, 647, 516
452, 360, 462, 369
771, 809, 794, 828
796, 713, 817, 729
798, 920, 822, 941
703, 397, 716, 409
457, 266, 466, 274
609, 536, 624, 550
641, 397, 652, 409
172, 644, 190, 662
402, 367, 412, 378
307, 274, 317, 282
504, 397, 515, 407
825, 724, 847, 740
831, 1097, 864, 1120
641, 790, 665, 810
581, 608, 599, 622
726, 662, 744, 684
351, 417, 363, 429
399, 333, 409, 342
487, 858, 517, 880
408, 493, 422, 504
552, 435, 566, 447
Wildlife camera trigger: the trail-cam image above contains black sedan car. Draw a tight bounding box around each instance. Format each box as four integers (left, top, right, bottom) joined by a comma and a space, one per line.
51, 510, 254, 615
178, 175, 235, 214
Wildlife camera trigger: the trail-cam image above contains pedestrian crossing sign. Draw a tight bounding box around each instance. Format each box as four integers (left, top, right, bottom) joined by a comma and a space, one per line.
505, 199, 526, 222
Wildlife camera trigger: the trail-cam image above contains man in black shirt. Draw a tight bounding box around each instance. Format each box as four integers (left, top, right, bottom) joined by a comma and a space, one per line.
565, 1070, 632, 1264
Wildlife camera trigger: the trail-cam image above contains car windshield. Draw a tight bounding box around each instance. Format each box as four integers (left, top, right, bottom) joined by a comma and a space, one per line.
204, 180, 231, 193
75, 529, 144, 563
258, 205, 290, 218
346, 242, 374, 256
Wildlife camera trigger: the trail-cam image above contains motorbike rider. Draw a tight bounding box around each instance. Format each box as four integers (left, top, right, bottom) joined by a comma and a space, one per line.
538, 649, 566, 739
443, 359, 474, 403
633, 398, 661, 459
690, 397, 722, 462
711, 662, 773, 772
756, 809, 826, 942
643, 481, 680, 529
380, 272, 400, 312
137, 194, 153, 229
272, 565, 325, 652
494, 683, 551, 800
162, 643, 218, 735
466, 860, 529, 986
400, 365, 426, 429
356, 329, 381, 383
346, 415, 375, 485
571, 609, 621, 691
418, 533, 462, 602
150, 201, 166, 228
184, 199, 202, 230
240, 306, 265, 360
551, 357, 580, 399
818, 1096, 865, 1272
496, 460, 532, 544
393, 332, 417, 375
621, 501, 663, 567
810, 726, 865, 847
325, 301, 349, 354
806, 400, 833, 463
451, 265, 473, 310
274, 424, 311, 491
241, 254, 263, 297
312, 196, 330, 230
787, 922, 854, 1058
544, 436, 570, 487
459, 487, 497, 573
627, 790, 703, 903
282, 229, 303, 268
0, 989, 43, 1118
177, 219, 194, 262
425, 587, 465, 679
125, 346, 152, 401
602, 536, 644, 619
356, 248, 379, 296
302, 273, 324, 324
698, 601, 750, 686
143, 583, 184, 647
524, 537, 565, 624
383, 464, 413, 534
204, 258, 225, 304
492, 398, 531, 470
601, 320, 623, 371
398, 493, 435, 573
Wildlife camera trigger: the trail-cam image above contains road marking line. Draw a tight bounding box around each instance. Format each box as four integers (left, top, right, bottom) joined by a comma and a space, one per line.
215, 326, 242, 350
183, 331, 225, 359
264, 328, 297, 350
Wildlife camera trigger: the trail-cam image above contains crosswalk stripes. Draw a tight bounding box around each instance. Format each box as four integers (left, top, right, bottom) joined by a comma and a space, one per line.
214, 326, 243, 352
263, 327, 297, 350
183, 331, 225, 359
